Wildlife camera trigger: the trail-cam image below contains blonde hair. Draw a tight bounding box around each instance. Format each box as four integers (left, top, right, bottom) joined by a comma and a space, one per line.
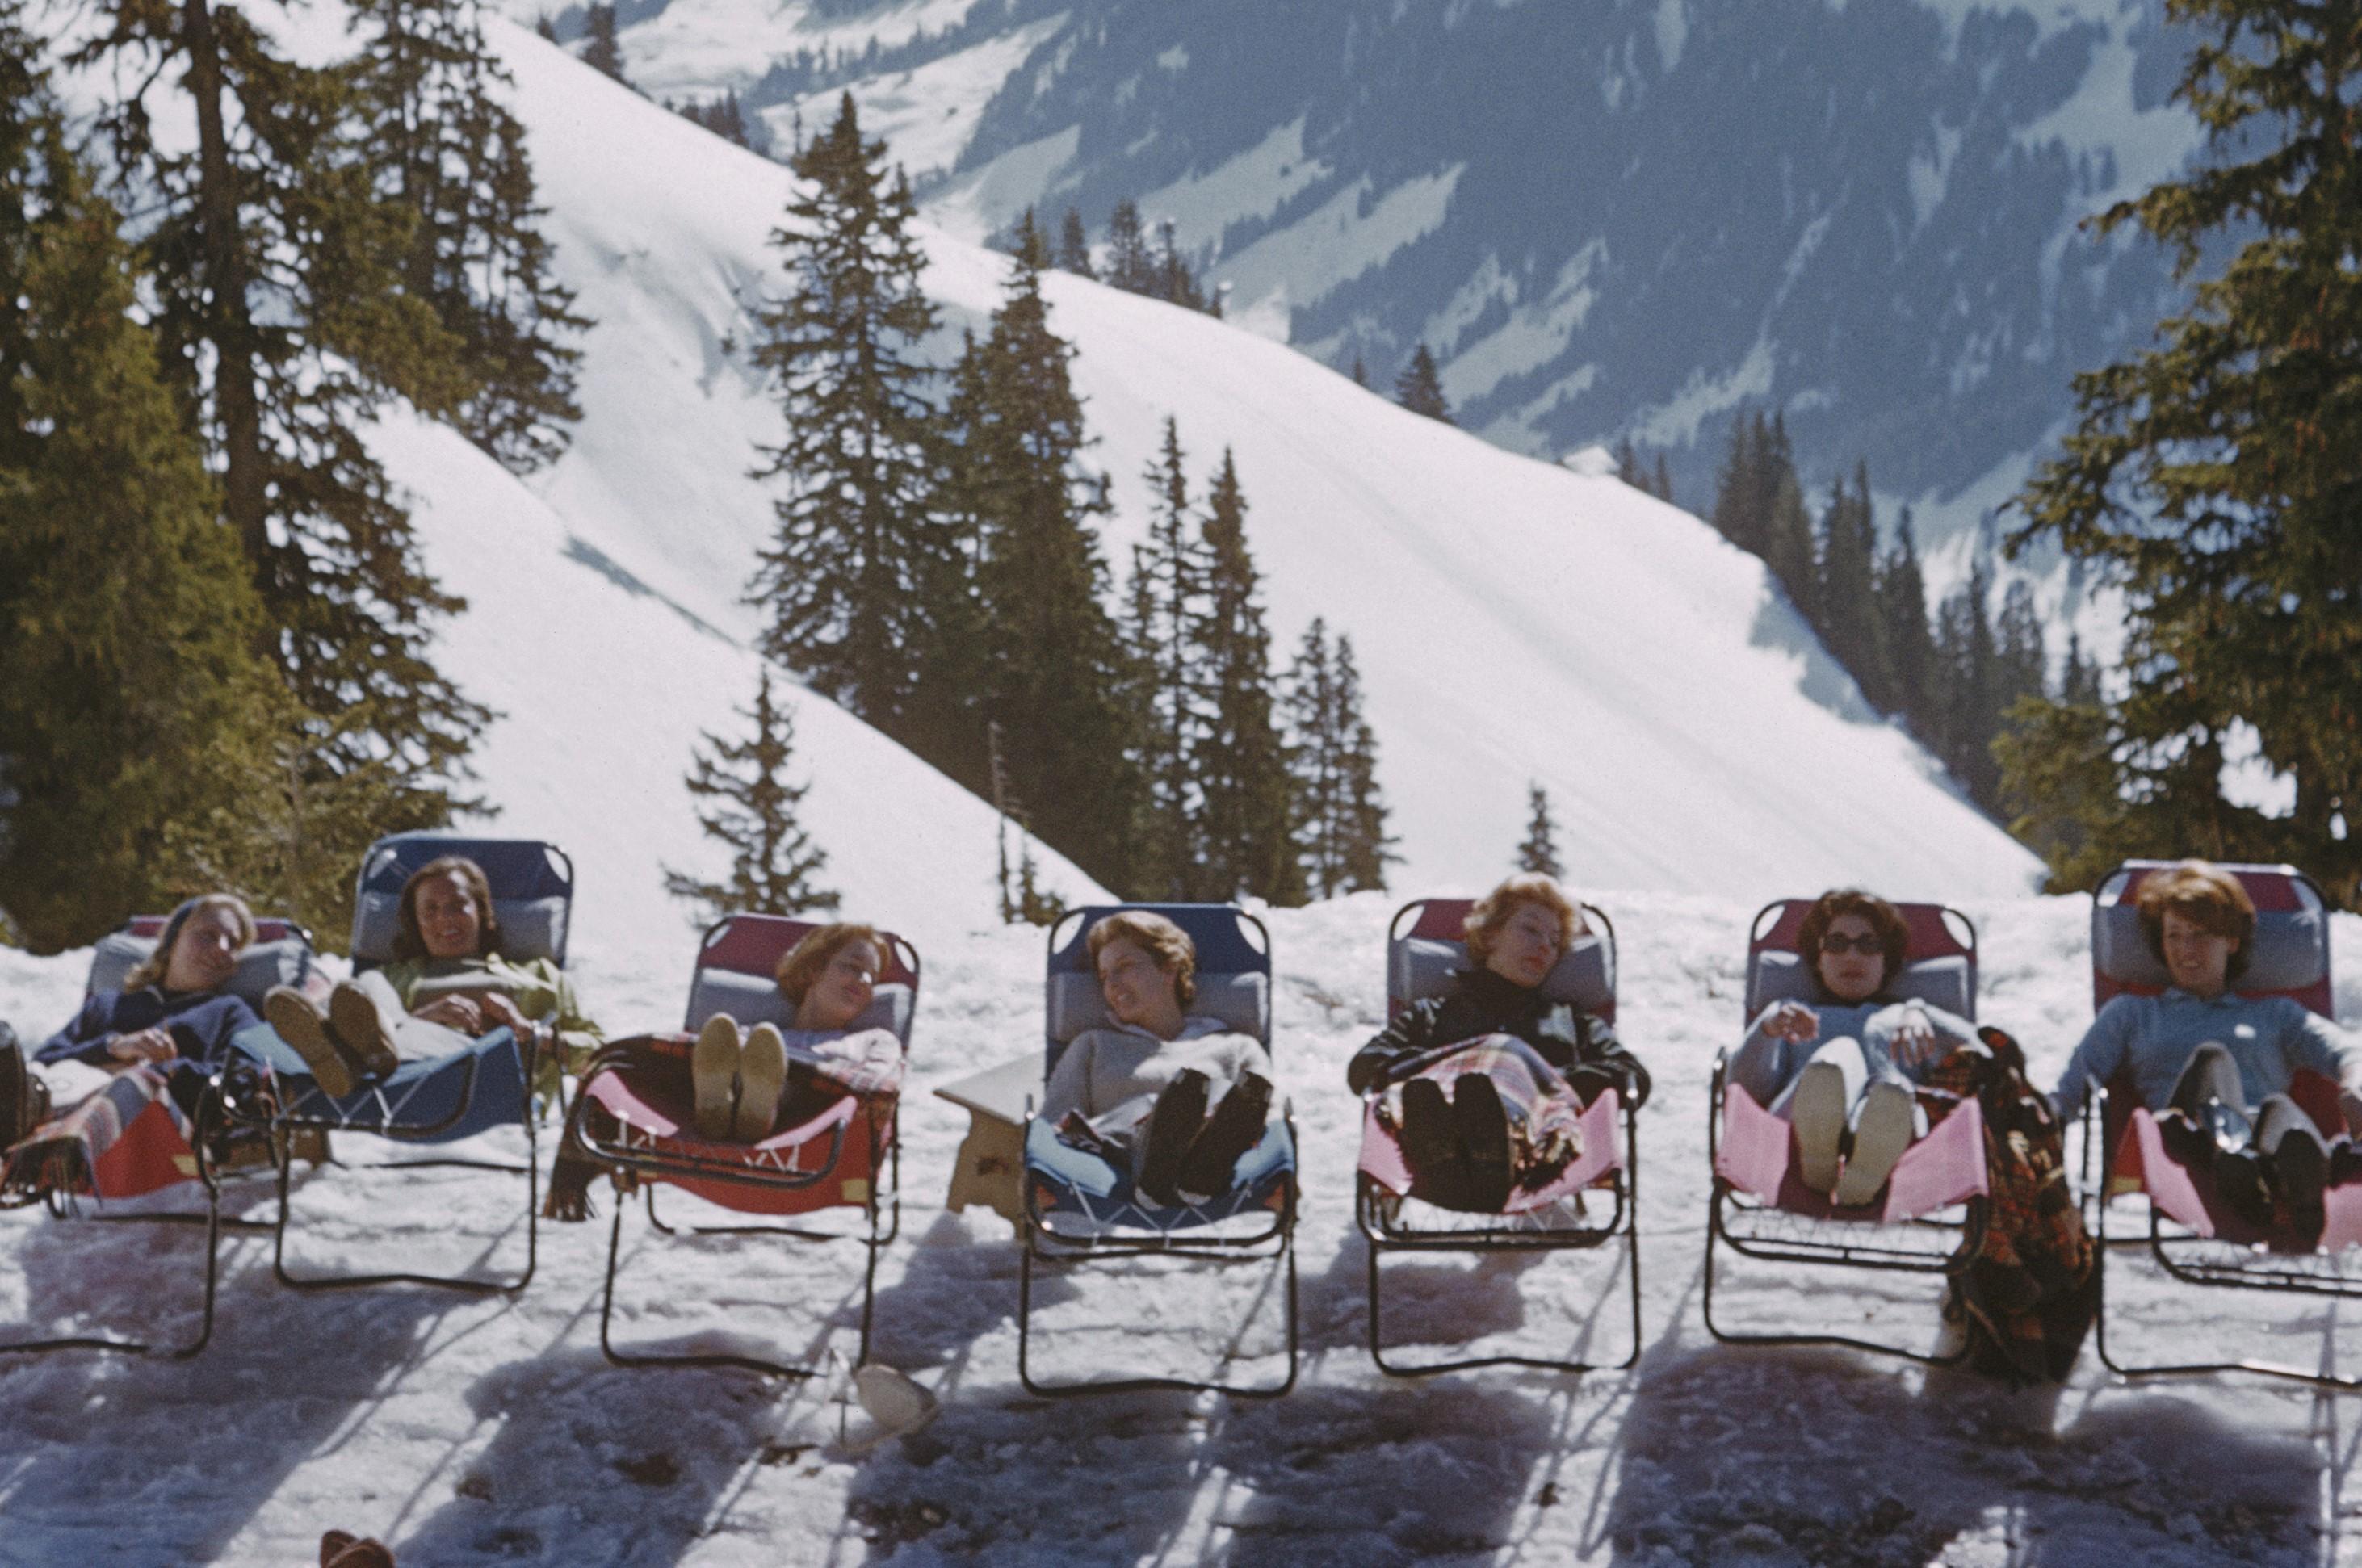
775, 922, 885, 1003
124, 894, 257, 991
2137, 859, 2256, 981
1087, 910, 1198, 1006
1462, 874, 1584, 969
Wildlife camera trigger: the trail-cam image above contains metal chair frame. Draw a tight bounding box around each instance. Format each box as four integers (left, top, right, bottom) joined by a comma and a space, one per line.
1017, 904, 1298, 1398
1359, 899, 1642, 1377
572, 917, 918, 1378
244, 836, 570, 1297
1701, 899, 1985, 1366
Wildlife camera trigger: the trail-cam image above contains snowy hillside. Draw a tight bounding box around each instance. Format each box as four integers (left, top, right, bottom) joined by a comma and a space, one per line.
488, 22, 2043, 907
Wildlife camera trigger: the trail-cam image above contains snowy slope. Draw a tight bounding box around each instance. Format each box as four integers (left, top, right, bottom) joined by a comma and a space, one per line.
490, 23, 2044, 906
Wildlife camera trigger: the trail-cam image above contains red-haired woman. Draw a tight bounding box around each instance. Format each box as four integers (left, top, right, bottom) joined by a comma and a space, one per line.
1349, 874, 1650, 1213
687, 922, 904, 1143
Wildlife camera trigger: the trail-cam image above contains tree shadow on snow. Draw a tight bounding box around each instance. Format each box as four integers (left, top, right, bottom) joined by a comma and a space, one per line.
0, 1211, 468, 1563
1601, 1346, 2329, 1566
388, 1344, 794, 1566
861, 1210, 1076, 1403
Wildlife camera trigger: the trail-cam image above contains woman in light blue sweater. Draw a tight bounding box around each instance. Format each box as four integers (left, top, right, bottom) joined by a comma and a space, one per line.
1731, 889, 1977, 1205
2053, 861, 2361, 1232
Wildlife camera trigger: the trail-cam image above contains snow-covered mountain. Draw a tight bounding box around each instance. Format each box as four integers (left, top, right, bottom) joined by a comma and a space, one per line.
518, 0, 2202, 554
485, 21, 2041, 912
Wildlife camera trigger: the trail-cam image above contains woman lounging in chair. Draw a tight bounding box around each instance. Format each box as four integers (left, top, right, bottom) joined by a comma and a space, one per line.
688, 922, 905, 1142
1730, 888, 1974, 1207
1349, 874, 1650, 1213
1041, 911, 1276, 1209
266, 856, 599, 1100
2053, 859, 2362, 1235
3, 895, 261, 1188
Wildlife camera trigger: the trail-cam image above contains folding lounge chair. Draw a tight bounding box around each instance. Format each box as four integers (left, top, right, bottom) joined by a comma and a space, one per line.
2081, 859, 2362, 1389
1018, 904, 1298, 1398
1355, 897, 1641, 1377
0, 916, 318, 1357
1705, 899, 1991, 1364
564, 913, 917, 1377
225, 832, 571, 1295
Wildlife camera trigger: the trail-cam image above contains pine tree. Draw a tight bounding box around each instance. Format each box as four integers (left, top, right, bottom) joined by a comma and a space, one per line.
1394, 344, 1451, 423
1816, 462, 1881, 701
0, 29, 290, 949
1930, 551, 2001, 807
748, 94, 949, 737
1517, 784, 1563, 878
662, 669, 838, 922
2006, 0, 2362, 903
1332, 635, 1398, 893
1196, 449, 1300, 903
350, 0, 587, 473
1124, 417, 1208, 898
1055, 205, 1093, 278
1709, 412, 1762, 551
946, 236, 1143, 891
1009, 205, 1051, 271
1614, 436, 1643, 489
1873, 505, 1935, 725
1350, 352, 1367, 388
581, 3, 628, 85
1761, 468, 1818, 628
1651, 452, 1675, 507
1152, 216, 1209, 311
1104, 198, 1155, 294
1282, 620, 1345, 897
76, 0, 489, 844
1992, 578, 2048, 719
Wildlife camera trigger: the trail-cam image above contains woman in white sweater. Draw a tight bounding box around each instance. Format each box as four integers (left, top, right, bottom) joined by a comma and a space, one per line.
1041, 910, 1274, 1207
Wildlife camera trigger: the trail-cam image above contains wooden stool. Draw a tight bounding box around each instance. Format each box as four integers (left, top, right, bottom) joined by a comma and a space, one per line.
933, 1055, 1040, 1226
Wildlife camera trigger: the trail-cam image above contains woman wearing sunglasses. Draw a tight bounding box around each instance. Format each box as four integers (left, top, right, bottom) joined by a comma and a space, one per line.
1727, 888, 1974, 1205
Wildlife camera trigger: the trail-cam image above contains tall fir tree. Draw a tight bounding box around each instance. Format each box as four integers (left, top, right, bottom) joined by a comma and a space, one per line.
1123, 416, 1208, 898
1195, 449, 1299, 903
0, 24, 290, 949
349, 0, 586, 473
1651, 452, 1674, 507
1332, 635, 1398, 893
1708, 411, 1760, 550
1103, 198, 1155, 294
747, 94, 950, 739
1055, 205, 1093, 278
1394, 344, 1451, 424
946, 236, 1143, 892
1761, 467, 1818, 629
1349, 352, 1367, 388
1282, 620, 1345, 898
662, 669, 838, 923
1614, 436, 1644, 489
1517, 784, 1563, 878
1815, 462, 1882, 702
75, 0, 488, 861
581, 3, 628, 85
2005, 0, 2362, 904
1873, 505, 1935, 724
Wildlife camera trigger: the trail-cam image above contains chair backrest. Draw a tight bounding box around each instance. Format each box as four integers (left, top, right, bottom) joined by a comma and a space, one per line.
1743, 899, 1978, 1022
1385, 897, 1617, 1025
682, 913, 921, 1044
350, 833, 575, 971
86, 916, 317, 1008
1043, 904, 1272, 1077
2090, 860, 2332, 1019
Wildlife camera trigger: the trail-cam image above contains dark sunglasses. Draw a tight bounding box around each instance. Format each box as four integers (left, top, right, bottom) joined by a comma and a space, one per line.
1817, 933, 1886, 957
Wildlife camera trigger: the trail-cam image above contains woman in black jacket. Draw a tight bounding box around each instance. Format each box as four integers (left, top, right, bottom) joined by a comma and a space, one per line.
1350, 874, 1648, 1211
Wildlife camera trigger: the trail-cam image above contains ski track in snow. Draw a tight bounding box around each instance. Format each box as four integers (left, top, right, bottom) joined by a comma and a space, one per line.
5, 892, 2360, 1565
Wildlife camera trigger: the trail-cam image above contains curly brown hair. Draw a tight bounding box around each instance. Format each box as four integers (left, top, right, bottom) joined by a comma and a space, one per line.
775, 922, 886, 1004
392, 857, 503, 962
1086, 910, 1198, 1006
1797, 888, 1908, 996
2135, 859, 2255, 982
1462, 874, 1584, 970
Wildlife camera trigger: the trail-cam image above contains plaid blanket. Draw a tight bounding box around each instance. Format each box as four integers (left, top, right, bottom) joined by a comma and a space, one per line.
1378, 1034, 1587, 1197
1, 1066, 197, 1201
1924, 1028, 2097, 1383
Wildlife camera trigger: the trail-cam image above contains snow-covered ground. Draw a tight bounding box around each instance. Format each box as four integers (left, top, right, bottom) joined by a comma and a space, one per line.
5, 892, 2361, 1565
